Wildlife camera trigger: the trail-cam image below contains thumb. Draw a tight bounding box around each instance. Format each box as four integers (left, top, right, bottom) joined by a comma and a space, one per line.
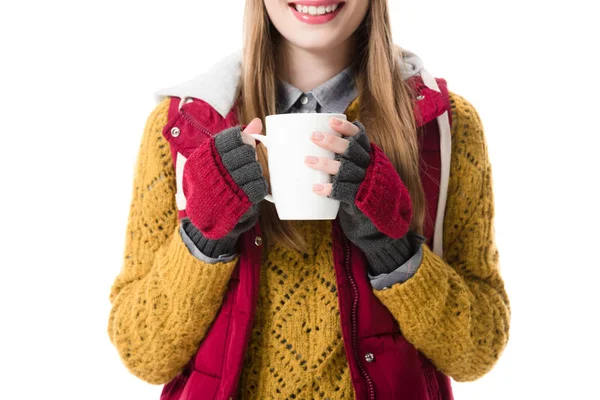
242, 118, 263, 135
241, 118, 263, 150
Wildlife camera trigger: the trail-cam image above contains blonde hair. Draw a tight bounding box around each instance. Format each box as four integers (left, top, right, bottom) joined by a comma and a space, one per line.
238, 0, 426, 252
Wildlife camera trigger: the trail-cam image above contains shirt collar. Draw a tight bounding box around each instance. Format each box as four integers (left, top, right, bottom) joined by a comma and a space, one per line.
276, 65, 358, 114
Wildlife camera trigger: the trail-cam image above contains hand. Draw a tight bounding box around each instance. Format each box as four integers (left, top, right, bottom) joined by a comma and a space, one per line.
304, 117, 419, 276
304, 117, 369, 197
183, 120, 268, 240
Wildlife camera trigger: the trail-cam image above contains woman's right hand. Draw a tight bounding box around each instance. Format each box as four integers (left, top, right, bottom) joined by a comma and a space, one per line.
182, 117, 269, 241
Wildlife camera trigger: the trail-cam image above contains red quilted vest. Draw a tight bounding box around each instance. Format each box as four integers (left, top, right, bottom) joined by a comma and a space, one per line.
159, 75, 454, 400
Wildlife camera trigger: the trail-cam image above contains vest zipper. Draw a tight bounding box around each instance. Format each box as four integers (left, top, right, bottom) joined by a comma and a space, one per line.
180, 108, 214, 138
342, 235, 375, 400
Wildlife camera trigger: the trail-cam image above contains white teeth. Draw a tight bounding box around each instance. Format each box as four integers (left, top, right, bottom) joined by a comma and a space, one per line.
294, 3, 341, 15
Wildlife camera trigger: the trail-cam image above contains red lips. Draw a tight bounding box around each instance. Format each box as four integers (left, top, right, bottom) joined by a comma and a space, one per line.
288, 2, 345, 24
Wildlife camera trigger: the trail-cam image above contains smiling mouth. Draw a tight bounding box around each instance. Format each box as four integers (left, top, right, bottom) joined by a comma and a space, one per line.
289, 2, 346, 15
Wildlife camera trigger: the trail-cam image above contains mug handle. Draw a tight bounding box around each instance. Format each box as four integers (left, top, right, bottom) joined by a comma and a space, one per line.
248, 133, 275, 204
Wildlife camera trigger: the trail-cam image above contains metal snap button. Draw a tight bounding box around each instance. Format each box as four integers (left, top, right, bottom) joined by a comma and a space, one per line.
300, 95, 309, 105
365, 352, 375, 363
170, 127, 181, 137
416, 94, 425, 101
254, 236, 263, 246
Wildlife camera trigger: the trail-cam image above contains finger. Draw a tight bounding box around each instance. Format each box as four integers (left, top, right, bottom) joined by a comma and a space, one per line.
330, 118, 360, 137
311, 131, 349, 154
304, 156, 341, 175
241, 118, 263, 147
312, 183, 333, 196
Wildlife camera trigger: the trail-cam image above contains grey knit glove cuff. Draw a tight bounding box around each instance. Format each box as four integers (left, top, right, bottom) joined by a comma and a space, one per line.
214, 125, 268, 203
364, 230, 428, 276
329, 120, 425, 275
181, 205, 259, 258
338, 198, 426, 275
182, 125, 268, 258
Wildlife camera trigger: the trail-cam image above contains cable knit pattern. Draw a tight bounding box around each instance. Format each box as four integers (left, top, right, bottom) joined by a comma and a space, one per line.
107, 98, 239, 384
354, 142, 413, 239
238, 220, 355, 400
182, 135, 253, 240
373, 92, 511, 382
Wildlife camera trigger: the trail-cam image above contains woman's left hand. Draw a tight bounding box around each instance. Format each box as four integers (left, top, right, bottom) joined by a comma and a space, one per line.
305, 117, 412, 243
305, 117, 419, 276
304, 117, 367, 196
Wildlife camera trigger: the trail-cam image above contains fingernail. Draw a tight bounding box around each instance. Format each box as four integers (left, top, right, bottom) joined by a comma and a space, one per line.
332, 118, 343, 125
312, 131, 324, 140
305, 155, 319, 164
313, 184, 324, 191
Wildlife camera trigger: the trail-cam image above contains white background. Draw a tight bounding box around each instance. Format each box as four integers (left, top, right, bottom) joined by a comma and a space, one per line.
1, 0, 598, 399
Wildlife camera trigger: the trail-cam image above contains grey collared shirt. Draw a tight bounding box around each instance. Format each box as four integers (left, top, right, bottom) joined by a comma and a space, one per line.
276, 66, 358, 114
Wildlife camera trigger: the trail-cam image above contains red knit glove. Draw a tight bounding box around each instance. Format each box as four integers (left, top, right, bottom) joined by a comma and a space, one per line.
183, 125, 268, 240
329, 121, 413, 239
354, 142, 413, 239
327, 121, 421, 276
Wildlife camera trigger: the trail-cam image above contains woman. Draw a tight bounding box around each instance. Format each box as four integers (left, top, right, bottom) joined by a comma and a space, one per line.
107, 0, 511, 398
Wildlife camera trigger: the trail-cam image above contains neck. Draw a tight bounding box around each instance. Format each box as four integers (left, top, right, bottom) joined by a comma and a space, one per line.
276, 39, 354, 92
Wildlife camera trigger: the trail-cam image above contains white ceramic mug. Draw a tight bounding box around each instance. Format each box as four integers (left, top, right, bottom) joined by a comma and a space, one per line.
249, 113, 346, 220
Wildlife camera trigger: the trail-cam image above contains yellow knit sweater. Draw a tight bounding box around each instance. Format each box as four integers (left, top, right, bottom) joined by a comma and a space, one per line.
107, 92, 511, 397
238, 219, 354, 399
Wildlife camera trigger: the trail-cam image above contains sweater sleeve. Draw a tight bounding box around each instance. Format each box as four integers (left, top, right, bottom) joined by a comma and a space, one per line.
107, 97, 239, 385
374, 92, 511, 382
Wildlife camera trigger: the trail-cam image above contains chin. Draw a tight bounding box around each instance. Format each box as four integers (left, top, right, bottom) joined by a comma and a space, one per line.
286, 33, 343, 52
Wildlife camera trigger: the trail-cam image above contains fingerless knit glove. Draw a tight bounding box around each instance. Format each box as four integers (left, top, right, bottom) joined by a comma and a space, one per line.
182, 125, 268, 258
330, 121, 426, 275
